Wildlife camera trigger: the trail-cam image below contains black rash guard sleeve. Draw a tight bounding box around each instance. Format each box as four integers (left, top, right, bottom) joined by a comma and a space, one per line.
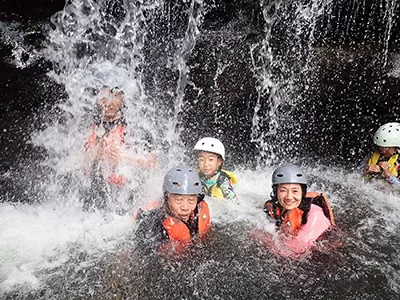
134, 207, 169, 254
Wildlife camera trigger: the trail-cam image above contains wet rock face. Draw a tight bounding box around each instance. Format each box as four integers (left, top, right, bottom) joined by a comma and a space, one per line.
0, 0, 65, 22
0, 1, 66, 171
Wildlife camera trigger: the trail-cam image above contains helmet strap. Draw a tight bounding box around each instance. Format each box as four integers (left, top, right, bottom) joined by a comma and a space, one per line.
163, 191, 169, 202
200, 170, 220, 180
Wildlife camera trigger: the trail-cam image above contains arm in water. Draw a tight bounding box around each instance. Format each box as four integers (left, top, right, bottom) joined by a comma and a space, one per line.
219, 174, 240, 205
252, 205, 332, 257
284, 204, 332, 254
379, 161, 400, 186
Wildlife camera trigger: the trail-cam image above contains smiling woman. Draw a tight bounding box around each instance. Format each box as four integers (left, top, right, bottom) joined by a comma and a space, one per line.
258, 164, 336, 255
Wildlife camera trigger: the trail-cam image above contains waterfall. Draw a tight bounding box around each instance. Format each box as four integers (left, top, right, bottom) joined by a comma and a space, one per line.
1, 1, 400, 299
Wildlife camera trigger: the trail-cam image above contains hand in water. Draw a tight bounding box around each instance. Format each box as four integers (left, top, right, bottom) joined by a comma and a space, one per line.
133, 152, 157, 169
232, 196, 240, 206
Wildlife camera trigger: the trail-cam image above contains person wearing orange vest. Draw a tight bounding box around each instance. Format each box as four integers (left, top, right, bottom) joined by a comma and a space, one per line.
134, 166, 210, 253
362, 122, 400, 186
193, 137, 239, 205
83, 86, 156, 211
257, 164, 335, 255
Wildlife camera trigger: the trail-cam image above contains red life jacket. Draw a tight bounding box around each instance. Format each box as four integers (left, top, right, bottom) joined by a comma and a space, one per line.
264, 192, 335, 235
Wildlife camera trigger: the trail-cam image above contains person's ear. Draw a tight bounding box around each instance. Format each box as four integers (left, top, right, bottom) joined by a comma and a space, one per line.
218, 158, 223, 168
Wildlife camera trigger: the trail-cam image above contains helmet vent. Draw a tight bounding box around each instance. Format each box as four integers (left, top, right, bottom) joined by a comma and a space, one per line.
277, 174, 283, 177
172, 182, 180, 187
296, 174, 303, 177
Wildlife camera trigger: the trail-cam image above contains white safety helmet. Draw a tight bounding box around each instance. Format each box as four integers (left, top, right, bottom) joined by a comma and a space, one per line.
194, 137, 225, 160
373, 122, 400, 147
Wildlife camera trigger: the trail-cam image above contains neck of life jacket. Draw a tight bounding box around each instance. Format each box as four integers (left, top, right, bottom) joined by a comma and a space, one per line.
200, 170, 235, 198
367, 151, 399, 178
136, 199, 211, 246
165, 200, 210, 242
264, 192, 335, 235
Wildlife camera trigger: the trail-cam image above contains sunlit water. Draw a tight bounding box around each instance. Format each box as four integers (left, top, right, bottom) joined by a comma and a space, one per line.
1, 0, 400, 299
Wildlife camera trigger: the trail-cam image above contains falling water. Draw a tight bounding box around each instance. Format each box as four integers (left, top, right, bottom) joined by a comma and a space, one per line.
1, 0, 400, 299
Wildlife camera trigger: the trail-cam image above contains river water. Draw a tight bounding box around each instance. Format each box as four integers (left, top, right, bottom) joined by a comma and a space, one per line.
1, 0, 400, 299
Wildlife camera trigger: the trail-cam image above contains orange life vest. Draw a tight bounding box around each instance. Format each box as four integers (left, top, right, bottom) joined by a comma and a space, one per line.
135, 200, 210, 242
264, 192, 335, 235
86, 124, 125, 152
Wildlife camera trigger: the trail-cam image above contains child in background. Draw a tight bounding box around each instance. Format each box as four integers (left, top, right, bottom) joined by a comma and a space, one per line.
83, 86, 156, 211
193, 137, 239, 205
362, 122, 400, 186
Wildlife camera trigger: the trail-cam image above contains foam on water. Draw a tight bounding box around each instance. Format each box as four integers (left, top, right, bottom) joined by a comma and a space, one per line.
0, 200, 133, 291
2, 163, 400, 297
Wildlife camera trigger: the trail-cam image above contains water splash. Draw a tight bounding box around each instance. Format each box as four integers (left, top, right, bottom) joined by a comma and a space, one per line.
0, 21, 46, 69
2, 0, 400, 298
250, 0, 335, 165
164, 0, 205, 162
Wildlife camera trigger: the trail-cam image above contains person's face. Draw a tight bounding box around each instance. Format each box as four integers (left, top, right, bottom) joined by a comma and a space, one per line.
277, 183, 303, 211
378, 146, 397, 158
167, 194, 198, 222
97, 91, 122, 119
197, 151, 223, 177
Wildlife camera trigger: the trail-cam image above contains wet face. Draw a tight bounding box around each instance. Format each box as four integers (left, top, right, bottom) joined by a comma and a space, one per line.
197, 151, 223, 177
378, 146, 397, 158
167, 194, 198, 222
97, 89, 123, 121
277, 183, 303, 211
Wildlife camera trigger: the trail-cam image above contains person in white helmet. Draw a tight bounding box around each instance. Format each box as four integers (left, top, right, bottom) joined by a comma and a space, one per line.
362, 122, 400, 185
193, 137, 239, 204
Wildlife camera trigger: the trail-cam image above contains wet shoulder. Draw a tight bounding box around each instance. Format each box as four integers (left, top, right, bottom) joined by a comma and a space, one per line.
221, 169, 238, 185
